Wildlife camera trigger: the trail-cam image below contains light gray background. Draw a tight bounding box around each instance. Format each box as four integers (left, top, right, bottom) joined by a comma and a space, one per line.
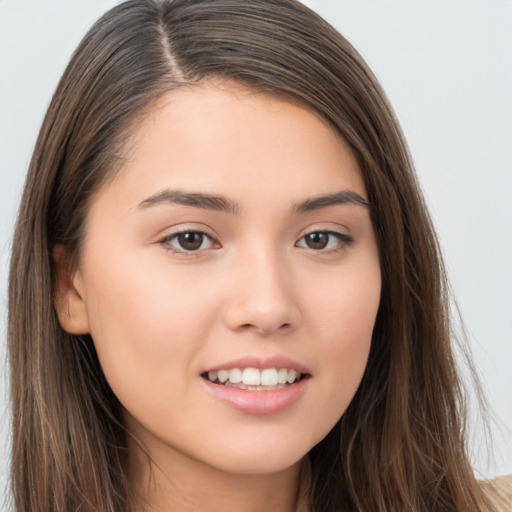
1, 0, 511, 502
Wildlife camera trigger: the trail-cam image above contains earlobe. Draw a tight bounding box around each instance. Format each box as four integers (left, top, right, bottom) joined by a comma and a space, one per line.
53, 245, 90, 334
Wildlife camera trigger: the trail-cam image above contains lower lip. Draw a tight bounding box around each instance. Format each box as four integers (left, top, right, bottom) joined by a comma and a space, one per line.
201, 377, 309, 415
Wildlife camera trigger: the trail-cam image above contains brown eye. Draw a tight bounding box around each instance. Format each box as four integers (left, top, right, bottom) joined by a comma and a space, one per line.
162, 231, 215, 252
177, 232, 204, 250
296, 231, 354, 252
304, 232, 329, 249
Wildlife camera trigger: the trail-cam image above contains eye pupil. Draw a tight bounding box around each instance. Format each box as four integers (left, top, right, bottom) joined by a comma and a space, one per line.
178, 232, 203, 250
305, 232, 329, 249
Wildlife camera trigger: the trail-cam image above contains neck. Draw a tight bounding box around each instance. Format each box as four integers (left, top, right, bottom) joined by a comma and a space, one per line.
126, 435, 308, 512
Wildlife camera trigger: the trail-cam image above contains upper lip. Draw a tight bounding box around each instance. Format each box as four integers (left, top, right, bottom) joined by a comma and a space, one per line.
203, 355, 310, 375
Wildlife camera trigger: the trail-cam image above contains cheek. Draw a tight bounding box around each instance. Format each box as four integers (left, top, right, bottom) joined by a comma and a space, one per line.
310, 254, 381, 346
79, 251, 223, 414
303, 260, 380, 428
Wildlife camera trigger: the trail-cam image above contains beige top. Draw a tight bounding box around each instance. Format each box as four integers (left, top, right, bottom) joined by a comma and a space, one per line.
485, 475, 512, 511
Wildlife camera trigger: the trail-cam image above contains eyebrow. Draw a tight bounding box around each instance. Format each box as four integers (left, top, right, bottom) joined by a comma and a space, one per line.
138, 189, 240, 214
293, 191, 370, 213
138, 188, 370, 214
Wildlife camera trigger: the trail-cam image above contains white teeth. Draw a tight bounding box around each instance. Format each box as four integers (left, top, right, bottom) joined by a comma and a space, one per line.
277, 368, 288, 384
242, 367, 261, 386
206, 367, 302, 388
287, 369, 297, 384
261, 368, 278, 386
217, 369, 229, 383
228, 368, 242, 384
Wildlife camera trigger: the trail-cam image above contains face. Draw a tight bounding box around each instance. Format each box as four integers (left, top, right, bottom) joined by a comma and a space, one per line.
61, 81, 381, 478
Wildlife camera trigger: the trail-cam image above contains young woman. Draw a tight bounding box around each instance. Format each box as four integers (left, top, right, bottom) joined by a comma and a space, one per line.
7, 0, 511, 511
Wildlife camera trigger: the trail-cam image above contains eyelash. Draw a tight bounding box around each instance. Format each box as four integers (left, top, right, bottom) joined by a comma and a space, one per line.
158, 230, 354, 255
296, 231, 354, 253
159, 230, 217, 254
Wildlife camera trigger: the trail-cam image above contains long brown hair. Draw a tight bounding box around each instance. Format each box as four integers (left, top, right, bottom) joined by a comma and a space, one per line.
8, 0, 495, 510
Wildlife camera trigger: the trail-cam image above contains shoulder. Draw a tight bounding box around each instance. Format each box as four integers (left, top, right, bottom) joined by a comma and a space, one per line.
483, 475, 512, 511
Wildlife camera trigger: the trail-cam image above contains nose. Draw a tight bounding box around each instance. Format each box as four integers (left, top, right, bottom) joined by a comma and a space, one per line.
222, 249, 301, 335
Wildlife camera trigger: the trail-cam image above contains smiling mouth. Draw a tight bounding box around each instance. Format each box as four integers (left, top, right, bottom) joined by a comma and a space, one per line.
201, 367, 306, 391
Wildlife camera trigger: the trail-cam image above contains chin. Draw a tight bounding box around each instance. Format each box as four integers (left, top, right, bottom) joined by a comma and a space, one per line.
197, 430, 320, 476
210, 450, 305, 476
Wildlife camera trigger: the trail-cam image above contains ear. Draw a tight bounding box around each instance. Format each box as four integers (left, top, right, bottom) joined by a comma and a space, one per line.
53, 245, 90, 334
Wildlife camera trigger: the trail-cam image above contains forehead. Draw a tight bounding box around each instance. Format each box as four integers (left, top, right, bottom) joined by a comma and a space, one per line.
93, 80, 366, 213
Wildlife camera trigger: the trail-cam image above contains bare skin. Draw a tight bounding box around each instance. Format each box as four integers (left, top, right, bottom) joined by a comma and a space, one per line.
55, 80, 381, 511
125, 438, 306, 512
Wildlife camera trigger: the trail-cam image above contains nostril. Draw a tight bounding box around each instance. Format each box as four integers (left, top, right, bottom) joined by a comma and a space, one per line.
238, 322, 292, 334
224, 300, 301, 335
